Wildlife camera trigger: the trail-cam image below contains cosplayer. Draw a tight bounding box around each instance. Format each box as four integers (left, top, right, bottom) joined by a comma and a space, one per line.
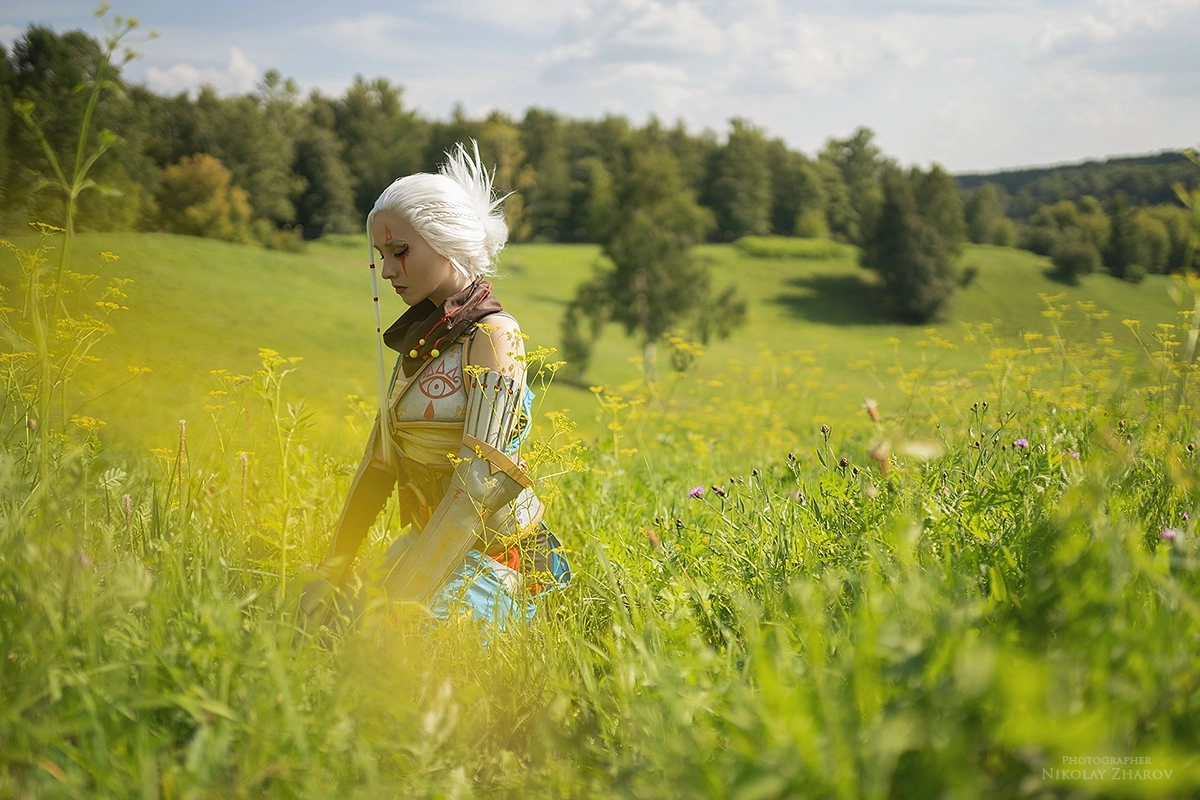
300, 142, 569, 629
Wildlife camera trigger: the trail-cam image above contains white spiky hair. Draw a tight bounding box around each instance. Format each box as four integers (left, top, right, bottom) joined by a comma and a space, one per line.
368, 140, 509, 278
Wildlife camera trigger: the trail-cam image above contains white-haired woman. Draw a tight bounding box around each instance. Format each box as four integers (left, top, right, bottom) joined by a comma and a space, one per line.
301, 142, 570, 630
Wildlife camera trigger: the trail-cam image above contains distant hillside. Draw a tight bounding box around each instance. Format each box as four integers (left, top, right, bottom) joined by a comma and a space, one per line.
956, 151, 1198, 218
0, 234, 1183, 453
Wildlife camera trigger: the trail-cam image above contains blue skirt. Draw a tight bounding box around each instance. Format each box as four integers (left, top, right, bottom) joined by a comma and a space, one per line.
413, 526, 572, 629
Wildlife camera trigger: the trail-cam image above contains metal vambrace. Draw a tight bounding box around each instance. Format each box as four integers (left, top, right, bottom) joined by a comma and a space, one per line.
382, 370, 531, 605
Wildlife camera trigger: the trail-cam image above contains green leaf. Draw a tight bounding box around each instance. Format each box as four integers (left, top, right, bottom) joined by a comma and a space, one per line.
12, 99, 35, 121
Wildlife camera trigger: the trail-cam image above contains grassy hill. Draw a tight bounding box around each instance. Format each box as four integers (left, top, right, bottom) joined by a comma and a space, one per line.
5, 232, 1200, 796
0, 232, 1185, 457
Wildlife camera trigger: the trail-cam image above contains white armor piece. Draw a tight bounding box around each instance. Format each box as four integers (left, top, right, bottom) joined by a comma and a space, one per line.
382, 370, 531, 604
390, 341, 467, 424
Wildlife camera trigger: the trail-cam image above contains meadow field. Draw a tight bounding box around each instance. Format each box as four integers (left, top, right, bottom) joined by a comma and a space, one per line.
0, 232, 1183, 455
2, 231, 1199, 797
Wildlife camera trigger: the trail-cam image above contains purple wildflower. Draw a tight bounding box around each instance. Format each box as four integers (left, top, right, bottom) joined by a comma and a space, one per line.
688, 486, 705, 499
1014, 438, 1029, 449
1162, 528, 1180, 542
1067, 450, 1080, 459
1184, 512, 1191, 522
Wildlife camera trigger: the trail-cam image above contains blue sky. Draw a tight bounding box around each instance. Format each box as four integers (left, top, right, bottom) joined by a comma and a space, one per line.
3, 0, 1198, 172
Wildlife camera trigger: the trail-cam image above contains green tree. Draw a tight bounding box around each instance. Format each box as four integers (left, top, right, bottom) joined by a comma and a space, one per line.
156, 153, 254, 242
991, 218, 1018, 247
422, 103, 483, 171
477, 112, 534, 242
4, 20, 154, 233
708, 118, 772, 239
912, 165, 966, 259
0, 44, 16, 227
819, 127, 885, 245
562, 115, 631, 240
1075, 198, 1112, 253
1174, 149, 1200, 272
561, 141, 743, 379
665, 119, 717, 201
768, 141, 825, 237
569, 156, 617, 242
5, 26, 101, 226
1106, 192, 1149, 281
521, 108, 572, 240
184, 84, 302, 227
292, 123, 355, 235
861, 168, 960, 322
964, 182, 1007, 244
1133, 210, 1171, 274
1050, 235, 1101, 284
1144, 204, 1196, 272
1021, 198, 1110, 258
333, 76, 428, 218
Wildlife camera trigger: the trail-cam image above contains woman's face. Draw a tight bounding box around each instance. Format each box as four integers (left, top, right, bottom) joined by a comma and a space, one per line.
371, 210, 468, 307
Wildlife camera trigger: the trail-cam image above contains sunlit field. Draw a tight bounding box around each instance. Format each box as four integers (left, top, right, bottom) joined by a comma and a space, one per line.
2, 231, 1199, 797
0, 232, 1182, 454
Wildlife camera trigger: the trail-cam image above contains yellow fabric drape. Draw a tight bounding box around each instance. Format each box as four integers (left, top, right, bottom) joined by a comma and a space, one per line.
391, 420, 462, 467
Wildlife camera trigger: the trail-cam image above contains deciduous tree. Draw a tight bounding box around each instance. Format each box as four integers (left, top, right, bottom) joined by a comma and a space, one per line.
1106, 192, 1149, 281
333, 76, 427, 218
861, 167, 963, 322
561, 141, 743, 380
292, 123, 355, 235
768, 141, 825, 237
156, 153, 253, 243
708, 118, 772, 239
965, 182, 1007, 244
820, 127, 886, 245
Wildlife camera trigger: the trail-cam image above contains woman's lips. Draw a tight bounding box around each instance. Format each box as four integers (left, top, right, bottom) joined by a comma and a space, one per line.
393, 285, 407, 294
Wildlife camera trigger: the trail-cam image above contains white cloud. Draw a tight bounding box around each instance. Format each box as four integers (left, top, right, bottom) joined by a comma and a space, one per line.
437, 0, 585, 35
538, 38, 599, 66
720, 13, 931, 94
0, 23, 19, 47
322, 13, 418, 54
614, 1, 726, 55
1036, 0, 1200, 52
144, 47, 260, 95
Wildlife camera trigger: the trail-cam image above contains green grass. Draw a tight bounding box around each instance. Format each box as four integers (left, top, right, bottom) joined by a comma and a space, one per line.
735, 235, 855, 260
0, 233, 1183, 456
2, 232, 1199, 797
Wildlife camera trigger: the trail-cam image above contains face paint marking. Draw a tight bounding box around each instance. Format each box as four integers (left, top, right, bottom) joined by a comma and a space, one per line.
384, 224, 393, 241
400, 252, 408, 277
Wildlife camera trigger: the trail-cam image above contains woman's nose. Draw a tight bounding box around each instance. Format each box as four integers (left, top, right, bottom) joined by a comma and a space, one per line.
380, 258, 396, 279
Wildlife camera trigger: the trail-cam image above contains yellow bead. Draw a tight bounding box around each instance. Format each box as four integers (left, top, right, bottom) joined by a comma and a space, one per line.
419, 338, 426, 345
408, 349, 418, 358
430, 348, 440, 358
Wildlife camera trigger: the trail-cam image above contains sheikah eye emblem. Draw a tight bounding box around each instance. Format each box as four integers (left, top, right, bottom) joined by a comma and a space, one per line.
418, 356, 462, 400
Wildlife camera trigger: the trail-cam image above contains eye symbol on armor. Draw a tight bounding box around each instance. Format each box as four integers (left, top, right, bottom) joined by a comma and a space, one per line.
418, 357, 461, 400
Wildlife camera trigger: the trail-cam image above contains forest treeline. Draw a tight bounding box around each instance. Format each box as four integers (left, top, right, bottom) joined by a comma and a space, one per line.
2, 22, 1197, 326
958, 152, 1197, 219
2, 25, 1194, 243
0, 25, 843, 246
